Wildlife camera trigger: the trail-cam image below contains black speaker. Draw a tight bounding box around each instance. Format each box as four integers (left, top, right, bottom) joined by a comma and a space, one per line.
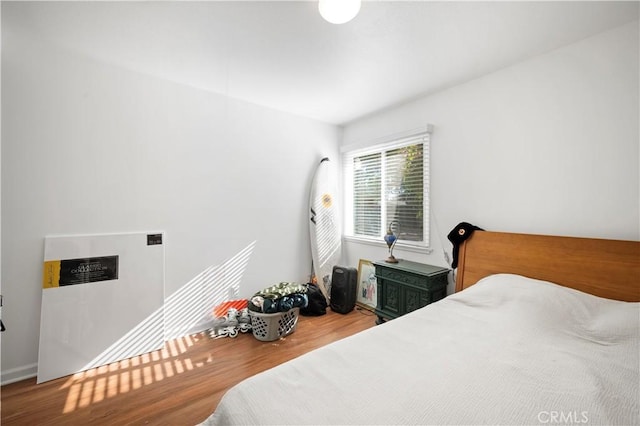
330, 265, 358, 314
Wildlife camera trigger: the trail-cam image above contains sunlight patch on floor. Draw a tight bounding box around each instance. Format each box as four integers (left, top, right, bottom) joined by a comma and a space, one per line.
59, 241, 257, 414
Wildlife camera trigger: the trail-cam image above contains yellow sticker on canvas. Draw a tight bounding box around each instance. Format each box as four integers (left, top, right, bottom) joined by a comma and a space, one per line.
43, 260, 61, 289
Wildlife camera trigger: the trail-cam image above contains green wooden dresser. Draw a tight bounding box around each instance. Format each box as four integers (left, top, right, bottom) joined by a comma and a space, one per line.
373, 260, 449, 324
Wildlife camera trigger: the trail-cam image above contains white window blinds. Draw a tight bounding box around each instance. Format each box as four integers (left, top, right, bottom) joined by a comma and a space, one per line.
343, 129, 431, 247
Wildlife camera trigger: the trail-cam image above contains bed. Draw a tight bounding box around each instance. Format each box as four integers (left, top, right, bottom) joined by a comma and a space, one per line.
203, 231, 640, 425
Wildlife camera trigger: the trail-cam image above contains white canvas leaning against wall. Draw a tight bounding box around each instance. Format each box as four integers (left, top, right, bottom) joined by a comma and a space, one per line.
37, 232, 165, 384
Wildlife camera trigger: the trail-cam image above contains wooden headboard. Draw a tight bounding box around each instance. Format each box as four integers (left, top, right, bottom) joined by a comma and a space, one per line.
455, 231, 640, 302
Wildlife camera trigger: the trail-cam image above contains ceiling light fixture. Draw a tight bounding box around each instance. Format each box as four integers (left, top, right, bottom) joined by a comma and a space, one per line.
318, 0, 361, 25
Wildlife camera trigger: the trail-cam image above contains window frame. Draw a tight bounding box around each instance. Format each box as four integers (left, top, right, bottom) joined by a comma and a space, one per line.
342, 126, 432, 253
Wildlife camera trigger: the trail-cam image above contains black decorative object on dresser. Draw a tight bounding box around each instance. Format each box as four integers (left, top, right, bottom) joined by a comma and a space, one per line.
373, 260, 449, 324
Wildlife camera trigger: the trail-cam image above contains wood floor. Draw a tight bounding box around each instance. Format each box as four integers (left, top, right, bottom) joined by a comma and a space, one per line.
1, 308, 376, 425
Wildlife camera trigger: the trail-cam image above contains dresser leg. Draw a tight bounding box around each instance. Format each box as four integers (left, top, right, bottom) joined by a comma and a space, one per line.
375, 315, 386, 325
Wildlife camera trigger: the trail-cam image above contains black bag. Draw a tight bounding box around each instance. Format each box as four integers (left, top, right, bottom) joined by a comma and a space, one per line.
300, 283, 327, 316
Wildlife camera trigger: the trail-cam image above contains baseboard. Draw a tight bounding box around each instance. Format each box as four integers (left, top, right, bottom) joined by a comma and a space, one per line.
2, 363, 37, 385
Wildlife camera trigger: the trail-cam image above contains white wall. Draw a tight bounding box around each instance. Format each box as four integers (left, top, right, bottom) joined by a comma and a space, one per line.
342, 21, 640, 290
1, 21, 338, 382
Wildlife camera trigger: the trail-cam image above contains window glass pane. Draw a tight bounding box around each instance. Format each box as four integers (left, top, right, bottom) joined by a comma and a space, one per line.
386, 144, 423, 242
353, 153, 381, 237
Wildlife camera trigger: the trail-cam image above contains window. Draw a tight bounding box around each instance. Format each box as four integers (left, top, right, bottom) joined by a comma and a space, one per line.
343, 128, 431, 249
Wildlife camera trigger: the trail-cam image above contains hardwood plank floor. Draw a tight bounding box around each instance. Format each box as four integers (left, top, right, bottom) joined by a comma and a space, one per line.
1, 308, 376, 425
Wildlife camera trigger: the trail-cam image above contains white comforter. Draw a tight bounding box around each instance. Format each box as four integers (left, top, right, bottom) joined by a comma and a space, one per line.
204, 274, 639, 425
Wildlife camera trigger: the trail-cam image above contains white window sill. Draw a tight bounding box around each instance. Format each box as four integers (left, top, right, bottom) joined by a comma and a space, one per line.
342, 235, 433, 255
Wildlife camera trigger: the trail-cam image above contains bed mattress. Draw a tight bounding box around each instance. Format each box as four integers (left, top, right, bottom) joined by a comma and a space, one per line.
203, 274, 640, 425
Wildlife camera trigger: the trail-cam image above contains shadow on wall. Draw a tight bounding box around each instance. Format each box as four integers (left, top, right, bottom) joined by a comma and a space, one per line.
164, 240, 257, 340
40, 242, 259, 417
78, 240, 257, 374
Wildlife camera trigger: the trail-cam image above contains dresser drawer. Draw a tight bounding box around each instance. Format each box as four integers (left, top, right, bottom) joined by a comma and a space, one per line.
375, 267, 447, 290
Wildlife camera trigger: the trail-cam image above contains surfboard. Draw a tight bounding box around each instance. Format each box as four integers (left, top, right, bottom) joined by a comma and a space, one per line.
309, 157, 342, 303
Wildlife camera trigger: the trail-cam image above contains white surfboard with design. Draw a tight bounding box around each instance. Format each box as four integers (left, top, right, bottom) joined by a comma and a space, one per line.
309, 157, 342, 302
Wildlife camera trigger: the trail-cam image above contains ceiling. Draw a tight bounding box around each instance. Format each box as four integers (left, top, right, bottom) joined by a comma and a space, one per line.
5, 1, 639, 125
